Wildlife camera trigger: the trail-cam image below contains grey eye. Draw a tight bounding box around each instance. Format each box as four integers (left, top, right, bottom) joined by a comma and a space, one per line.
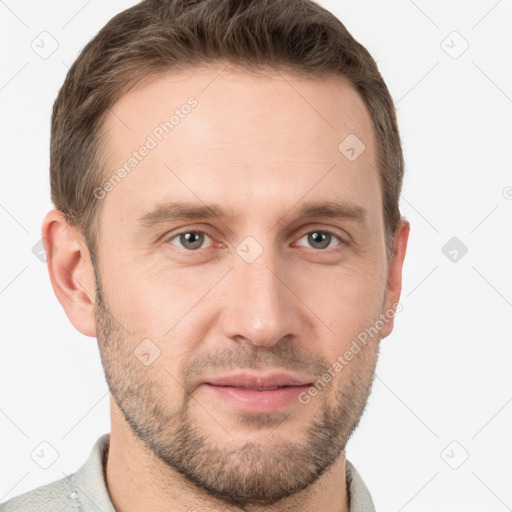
170, 231, 212, 250
297, 231, 341, 250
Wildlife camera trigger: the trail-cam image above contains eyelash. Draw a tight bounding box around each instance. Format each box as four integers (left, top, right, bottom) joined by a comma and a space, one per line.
166, 228, 346, 252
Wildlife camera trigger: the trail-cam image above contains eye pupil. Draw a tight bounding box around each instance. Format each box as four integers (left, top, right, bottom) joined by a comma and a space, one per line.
180, 232, 204, 250
308, 231, 331, 249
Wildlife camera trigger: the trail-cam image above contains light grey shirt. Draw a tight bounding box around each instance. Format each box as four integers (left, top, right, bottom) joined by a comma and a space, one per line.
1, 433, 375, 511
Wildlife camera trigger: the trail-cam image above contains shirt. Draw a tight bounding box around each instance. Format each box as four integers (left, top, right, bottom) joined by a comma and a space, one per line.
0, 433, 375, 511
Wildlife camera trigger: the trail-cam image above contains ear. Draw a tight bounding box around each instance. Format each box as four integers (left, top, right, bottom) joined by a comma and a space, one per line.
380, 217, 410, 339
41, 209, 97, 337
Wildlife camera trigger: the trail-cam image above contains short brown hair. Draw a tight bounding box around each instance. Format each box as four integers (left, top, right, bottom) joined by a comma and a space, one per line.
50, 0, 404, 262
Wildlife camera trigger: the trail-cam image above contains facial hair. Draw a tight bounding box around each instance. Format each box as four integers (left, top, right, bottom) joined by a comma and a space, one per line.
93, 267, 380, 509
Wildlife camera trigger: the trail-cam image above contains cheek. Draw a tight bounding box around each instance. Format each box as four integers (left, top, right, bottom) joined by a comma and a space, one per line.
101, 252, 193, 328
103, 262, 214, 373
297, 263, 386, 346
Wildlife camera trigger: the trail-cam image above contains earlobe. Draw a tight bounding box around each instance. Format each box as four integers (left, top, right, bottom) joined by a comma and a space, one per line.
42, 209, 98, 337
380, 217, 410, 339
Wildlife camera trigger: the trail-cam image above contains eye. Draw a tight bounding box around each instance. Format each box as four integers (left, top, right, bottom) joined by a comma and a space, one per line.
166, 228, 345, 253
295, 230, 343, 250
168, 231, 213, 251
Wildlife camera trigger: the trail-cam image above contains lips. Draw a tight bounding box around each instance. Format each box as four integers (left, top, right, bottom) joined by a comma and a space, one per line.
203, 372, 313, 390
200, 372, 316, 413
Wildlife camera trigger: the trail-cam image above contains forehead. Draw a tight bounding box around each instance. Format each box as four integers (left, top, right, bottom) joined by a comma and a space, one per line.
99, 65, 380, 229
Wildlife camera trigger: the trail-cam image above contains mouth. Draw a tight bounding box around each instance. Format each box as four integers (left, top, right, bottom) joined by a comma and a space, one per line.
200, 372, 314, 413
203, 371, 313, 389
210, 384, 301, 391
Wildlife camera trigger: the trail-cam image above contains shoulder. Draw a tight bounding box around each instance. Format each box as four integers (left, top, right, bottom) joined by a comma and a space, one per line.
0, 433, 112, 512
345, 459, 376, 512
0, 473, 75, 512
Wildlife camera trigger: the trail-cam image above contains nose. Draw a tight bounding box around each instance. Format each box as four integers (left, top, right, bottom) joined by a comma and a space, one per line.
219, 244, 302, 347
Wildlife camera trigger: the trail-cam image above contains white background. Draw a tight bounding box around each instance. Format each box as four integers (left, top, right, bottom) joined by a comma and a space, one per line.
1, 1, 511, 510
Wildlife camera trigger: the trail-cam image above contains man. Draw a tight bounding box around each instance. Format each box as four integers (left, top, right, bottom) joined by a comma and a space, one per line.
1, 0, 409, 510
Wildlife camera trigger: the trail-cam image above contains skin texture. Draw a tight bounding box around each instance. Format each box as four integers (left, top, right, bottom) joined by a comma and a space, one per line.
43, 64, 409, 512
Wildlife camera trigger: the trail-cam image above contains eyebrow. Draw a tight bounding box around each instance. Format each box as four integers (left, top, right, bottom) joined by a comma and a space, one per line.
135, 199, 367, 228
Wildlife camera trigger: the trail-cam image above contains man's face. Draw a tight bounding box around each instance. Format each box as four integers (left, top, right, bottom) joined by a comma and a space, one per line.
93, 65, 398, 508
